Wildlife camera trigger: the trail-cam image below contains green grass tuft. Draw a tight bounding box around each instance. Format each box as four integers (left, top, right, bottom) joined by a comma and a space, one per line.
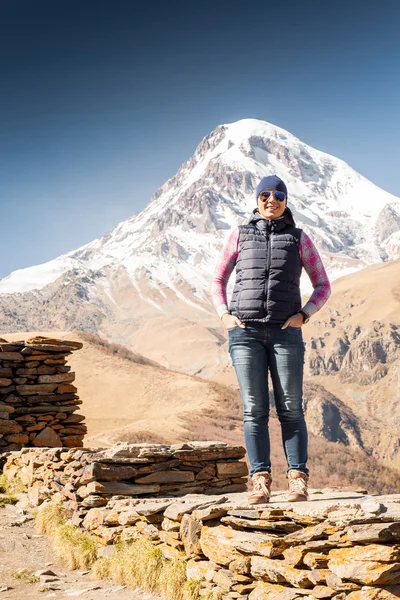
11, 568, 39, 584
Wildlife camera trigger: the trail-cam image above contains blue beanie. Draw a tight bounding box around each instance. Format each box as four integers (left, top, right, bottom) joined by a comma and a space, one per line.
256, 175, 288, 200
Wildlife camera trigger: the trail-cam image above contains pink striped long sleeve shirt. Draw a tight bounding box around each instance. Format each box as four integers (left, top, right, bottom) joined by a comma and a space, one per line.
210, 226, 331, 319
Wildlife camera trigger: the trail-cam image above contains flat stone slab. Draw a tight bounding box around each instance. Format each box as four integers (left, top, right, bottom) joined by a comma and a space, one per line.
99, 491, 400, 525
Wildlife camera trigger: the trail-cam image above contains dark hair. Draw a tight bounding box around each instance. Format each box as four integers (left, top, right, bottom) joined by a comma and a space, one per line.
283, 207, 296, 227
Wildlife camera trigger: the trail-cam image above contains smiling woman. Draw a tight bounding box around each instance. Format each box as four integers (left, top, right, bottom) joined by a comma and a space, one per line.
209, 174, 331, 505
257, 189, 287, 219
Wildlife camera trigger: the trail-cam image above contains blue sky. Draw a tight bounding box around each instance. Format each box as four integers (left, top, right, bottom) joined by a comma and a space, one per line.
0, 0, 399, 278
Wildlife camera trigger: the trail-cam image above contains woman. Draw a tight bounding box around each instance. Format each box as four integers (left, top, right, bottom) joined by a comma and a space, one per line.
210, 174, 331, 504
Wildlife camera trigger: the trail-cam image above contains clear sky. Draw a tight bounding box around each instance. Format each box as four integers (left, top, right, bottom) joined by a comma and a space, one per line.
1, 0, 399, 279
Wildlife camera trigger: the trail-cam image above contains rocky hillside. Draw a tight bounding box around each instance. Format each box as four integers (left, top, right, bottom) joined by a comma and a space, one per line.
301, 259, 400, 470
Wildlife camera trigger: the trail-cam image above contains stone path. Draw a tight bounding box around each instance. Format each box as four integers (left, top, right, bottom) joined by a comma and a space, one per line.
0, 502, 163, 600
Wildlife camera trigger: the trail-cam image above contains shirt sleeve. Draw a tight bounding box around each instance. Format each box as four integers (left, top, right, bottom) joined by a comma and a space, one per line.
209, 226, 239, 319
299, 231, 331, 317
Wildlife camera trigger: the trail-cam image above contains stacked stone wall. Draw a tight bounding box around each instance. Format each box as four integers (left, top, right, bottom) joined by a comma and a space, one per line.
3, 442, 400, 600
0, 336, 85, 453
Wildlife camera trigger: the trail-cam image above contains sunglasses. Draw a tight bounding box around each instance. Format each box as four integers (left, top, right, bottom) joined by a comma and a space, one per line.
259, 191, 286, 202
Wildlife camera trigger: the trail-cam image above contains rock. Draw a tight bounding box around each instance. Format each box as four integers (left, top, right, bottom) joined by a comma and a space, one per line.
118, 510, 141, 526
216, 462, 249, 478
158, 531, 183, 548
330, 522, 400, 544
200, 524, 285, 566
79, 463, 139, 484
250, 556, 314, 588
228, 509, 285, 519
37, 373, 75, 384
7, 433, 29, 443
186, 558, 218, 581
303, 552, 329, 569
200, 524, 244, 566
229, 557, 251, 575
0, 352, 23, 361
98, 442, 164, 459
195, 464, 217, 480
308, 570, 331, 585
284, 522, 341, 545
134, 521, 160, 541
26, 336, 82, 351
82, 509, 107, 530
312, 585, 337, 598
40, 576, 60, 583
164, 501, 213, 521
172, 446, 246, 461
283, 545, 310, 567
192, 505, 229, 521
85, 481, 161, 495
32, 427, 63, 447
16, 384, 58, 395
0, 378, 12, 386
180, 514, 203, 556
221, 516, 302, 533
62, 435, 85, 447
325, 572, 361, 592
57, 384, 78, 393
132, 501, 173, 516
328, 544, 400, 585
213, 569, 252, 592
0, 420, 22, 434
161, 517, 181, 532
248, 581, 306, 599
347, 588, 400, 600
135, 470, 195, 484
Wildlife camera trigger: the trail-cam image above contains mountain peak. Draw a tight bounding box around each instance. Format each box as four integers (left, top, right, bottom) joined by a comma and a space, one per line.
1, 119, 399, 336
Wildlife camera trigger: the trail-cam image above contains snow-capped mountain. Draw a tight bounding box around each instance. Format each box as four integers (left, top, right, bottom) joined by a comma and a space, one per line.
1, 118, 400, 337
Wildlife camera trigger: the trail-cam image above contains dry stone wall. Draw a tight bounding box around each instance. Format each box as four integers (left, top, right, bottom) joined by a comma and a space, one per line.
0, 336, 85, 453
2, 441, 248, 506
3, 442, 400, 600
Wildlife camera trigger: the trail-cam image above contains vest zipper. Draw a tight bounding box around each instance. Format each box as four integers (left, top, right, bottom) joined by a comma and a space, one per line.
264, 221, 272, 320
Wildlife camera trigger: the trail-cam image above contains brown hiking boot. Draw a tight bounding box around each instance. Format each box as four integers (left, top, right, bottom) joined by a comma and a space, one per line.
248, 471, 272, 505
287, 470, 309, 502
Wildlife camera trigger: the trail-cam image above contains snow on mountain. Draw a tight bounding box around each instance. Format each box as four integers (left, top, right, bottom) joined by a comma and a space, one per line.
1, 118, 399, 330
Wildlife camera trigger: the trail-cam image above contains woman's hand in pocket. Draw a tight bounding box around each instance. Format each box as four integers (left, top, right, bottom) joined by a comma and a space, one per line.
222, 313, 246, 330
281, 313, 303, 329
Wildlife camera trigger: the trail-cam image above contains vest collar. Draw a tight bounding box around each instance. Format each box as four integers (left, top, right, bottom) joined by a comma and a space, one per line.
248, 208, 292, 232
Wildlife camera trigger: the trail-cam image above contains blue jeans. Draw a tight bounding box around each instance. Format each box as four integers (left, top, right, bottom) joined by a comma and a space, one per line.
228, 323, 308, 478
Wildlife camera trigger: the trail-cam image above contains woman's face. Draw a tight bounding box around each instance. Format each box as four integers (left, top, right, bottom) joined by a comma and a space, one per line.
257, 189, 286, 220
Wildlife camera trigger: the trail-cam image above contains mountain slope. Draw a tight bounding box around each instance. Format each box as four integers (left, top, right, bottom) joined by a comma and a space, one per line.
2, 330, 227, 446
1, 118, 400, 342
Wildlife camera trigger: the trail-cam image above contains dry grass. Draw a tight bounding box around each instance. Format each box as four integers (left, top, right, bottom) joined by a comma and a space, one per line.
0, 495, 18, 508
92, 539, 200, 600
0, 473, 20, 507
0, 473, 9, 493
78, 331, 164, 368
35, 503, 205, 600
11, 568, 39, 584
35, 502, 98, 569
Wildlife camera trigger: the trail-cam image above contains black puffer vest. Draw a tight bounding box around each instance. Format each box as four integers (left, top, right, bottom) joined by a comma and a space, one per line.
229, 209, 303, 325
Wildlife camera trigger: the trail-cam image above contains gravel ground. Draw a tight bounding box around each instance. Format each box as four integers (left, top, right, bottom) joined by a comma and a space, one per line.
0, 501, 163, 600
